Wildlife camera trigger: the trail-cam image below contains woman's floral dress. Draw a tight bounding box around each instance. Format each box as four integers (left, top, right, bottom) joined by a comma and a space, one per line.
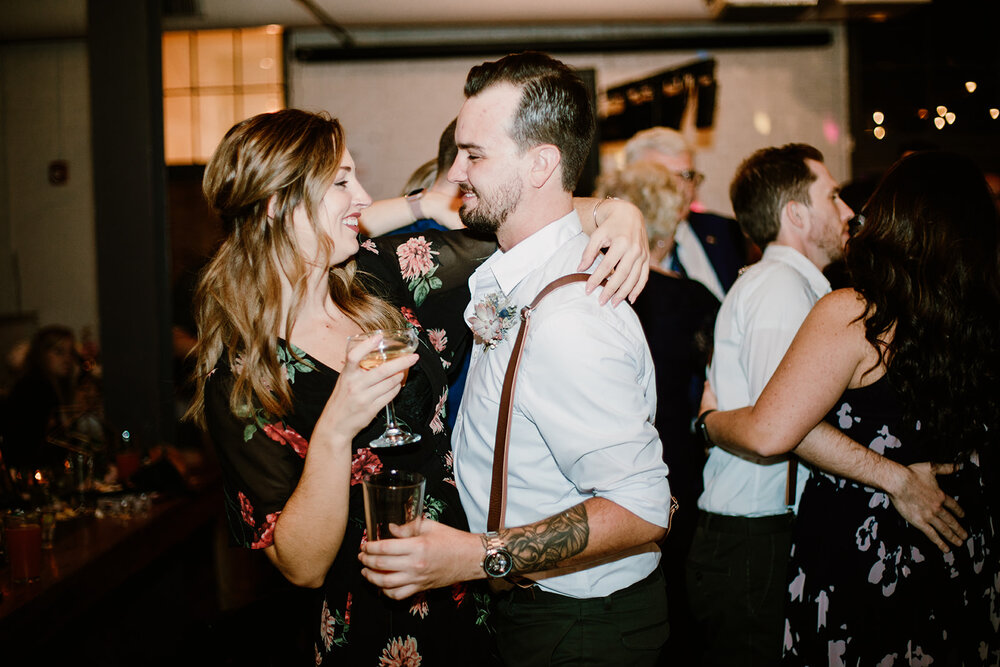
205, 231, 499, 665
783, 377, 999, 666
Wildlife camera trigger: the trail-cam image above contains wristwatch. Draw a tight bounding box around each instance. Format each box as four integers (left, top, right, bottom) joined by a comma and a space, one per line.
405, 188, 426, 222
481, 531, 513, 578
695, 409, 716, 447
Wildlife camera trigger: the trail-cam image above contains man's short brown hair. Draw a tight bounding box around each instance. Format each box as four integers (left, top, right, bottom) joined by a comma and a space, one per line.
729, 143, 823, 248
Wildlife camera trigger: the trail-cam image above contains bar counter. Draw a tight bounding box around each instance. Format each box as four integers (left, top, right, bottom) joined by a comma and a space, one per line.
0, 482, 223, 658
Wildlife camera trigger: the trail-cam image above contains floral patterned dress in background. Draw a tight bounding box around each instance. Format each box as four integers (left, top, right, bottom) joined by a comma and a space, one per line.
782, 377, 999, 666
205, 231, 499, 665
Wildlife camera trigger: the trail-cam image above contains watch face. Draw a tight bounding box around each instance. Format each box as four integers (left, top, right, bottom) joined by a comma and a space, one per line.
484, 549, 513, 577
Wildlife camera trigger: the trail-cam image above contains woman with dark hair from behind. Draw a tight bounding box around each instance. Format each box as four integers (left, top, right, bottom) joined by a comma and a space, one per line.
1, 325, 78, 471
700, 151, 999, 664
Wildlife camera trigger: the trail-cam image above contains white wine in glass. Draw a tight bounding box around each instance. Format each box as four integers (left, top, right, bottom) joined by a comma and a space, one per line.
347, 328, 421, 448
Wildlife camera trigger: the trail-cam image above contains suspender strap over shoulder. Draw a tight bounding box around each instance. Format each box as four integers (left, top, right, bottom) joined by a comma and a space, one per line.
486, 273, 593, 532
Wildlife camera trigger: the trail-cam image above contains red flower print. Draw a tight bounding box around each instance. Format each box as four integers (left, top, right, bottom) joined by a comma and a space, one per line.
238, 491, 255, 528
344, 592, 352, 624
427, 328, 447, 353
351, 448, 384, 486
262, 422, 309, 458
429, 390, 446, 435
451, 582, 468, 606
379, 636, 422, 667
400, 307, 422, 330
409, 593, 429, 619
396, 236, 439, 280
252, 511, 279, 548
361, 239, 378, 254
314, 644, 322, 666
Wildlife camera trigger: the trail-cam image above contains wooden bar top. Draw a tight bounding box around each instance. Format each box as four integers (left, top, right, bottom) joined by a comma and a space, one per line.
0, 483, 222, 641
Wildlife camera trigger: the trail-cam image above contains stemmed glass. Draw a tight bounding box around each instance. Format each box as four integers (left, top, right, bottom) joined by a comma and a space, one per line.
347, 328, 422, 448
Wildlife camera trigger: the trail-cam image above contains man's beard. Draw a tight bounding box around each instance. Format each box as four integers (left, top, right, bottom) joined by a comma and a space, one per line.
458, 179, 522, 235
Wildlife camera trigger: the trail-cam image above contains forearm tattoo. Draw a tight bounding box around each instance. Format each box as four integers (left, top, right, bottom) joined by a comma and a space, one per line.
503, 503, 590, 574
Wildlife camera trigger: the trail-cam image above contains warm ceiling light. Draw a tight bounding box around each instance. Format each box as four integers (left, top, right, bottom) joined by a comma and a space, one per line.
945, 112, 956, 124
936, 105, 948, 117
265, 24, 282, 34
917, 108, 929, 119
873, 127, 886, 140
965, 81, 977, 93
991, 108, 1000, 120
934, 117, 946, 129
872, 111, 884, 125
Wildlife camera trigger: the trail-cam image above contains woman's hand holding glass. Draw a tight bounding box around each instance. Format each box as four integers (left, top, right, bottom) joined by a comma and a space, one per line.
318, 330, 418, 445
346, 328, 422, 448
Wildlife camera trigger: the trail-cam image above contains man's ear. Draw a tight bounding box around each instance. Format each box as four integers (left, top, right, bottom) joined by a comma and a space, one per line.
527, 144, 561, 189
782, 199, 807, 232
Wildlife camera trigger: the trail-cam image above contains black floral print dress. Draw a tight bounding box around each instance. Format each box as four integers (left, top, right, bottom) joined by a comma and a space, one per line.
782, 377, 999, 666
204, 231, 499, 666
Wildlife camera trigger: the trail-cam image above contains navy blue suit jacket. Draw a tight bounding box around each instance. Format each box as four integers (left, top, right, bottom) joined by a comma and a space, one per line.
686, 210, 751, 293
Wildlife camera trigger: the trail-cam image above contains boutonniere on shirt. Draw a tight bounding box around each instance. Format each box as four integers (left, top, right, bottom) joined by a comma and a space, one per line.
468, 292, 520, 350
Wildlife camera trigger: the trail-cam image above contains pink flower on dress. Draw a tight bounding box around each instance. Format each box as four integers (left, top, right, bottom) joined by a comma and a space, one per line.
379, 636, 422, 667
361, 239, 378, 254
427, 328, 447, 353
252, 511, 279, 548
344, 592, 352, 624
351, 448, 384, 486
429, 390, 446, 435
320, 598, 336, 651
409, 593, 429, 619
238, 491, 255, 527
262, 422, 309, 458
396, 236, 438, 280
400, 307, 422, 330
314, 644, 323, 666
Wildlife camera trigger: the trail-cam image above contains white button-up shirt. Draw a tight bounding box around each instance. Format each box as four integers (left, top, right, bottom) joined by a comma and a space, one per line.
453, 211, 671, 599
698, 244, 831, 517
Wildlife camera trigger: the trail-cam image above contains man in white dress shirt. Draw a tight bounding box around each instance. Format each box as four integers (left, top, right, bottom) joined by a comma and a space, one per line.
359, 52, 673, 666
686, 144, 853, 666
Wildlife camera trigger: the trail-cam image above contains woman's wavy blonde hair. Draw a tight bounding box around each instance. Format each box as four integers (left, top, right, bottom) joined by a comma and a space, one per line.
186, 109, 403, 427
594, 161, 685, 247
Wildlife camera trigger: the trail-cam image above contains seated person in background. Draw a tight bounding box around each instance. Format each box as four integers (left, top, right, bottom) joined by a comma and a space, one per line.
624, 126, 754, 300
595, 161, 720, 665
0, 325, 79, 471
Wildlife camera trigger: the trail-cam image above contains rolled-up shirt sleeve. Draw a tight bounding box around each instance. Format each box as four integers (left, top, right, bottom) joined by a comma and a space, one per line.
518, 298, 672, 528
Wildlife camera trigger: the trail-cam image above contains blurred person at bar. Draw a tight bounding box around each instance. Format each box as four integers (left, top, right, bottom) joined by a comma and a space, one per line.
186, 108, 648, 664
0, 325, 78, 473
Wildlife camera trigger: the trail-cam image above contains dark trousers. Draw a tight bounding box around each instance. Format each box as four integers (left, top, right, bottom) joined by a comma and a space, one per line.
685, 511, 794, 667
492, 568, 669, 667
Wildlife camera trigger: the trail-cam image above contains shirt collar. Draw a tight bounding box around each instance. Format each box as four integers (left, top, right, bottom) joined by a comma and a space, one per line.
762, 243, 831, 296
487, 211, 582, 296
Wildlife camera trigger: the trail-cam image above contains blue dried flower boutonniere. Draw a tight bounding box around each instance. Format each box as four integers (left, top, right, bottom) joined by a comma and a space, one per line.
468, 292, 520, 350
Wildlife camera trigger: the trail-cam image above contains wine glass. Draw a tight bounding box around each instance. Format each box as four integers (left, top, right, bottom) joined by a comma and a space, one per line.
347, 328, 422, 448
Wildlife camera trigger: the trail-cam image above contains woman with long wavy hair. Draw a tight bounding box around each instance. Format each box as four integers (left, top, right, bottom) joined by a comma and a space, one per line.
699, 151, 999, 664
186, 108, 646, 664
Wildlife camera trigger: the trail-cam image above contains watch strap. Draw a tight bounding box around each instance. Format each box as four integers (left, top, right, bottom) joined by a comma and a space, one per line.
405, 188, 425, 222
